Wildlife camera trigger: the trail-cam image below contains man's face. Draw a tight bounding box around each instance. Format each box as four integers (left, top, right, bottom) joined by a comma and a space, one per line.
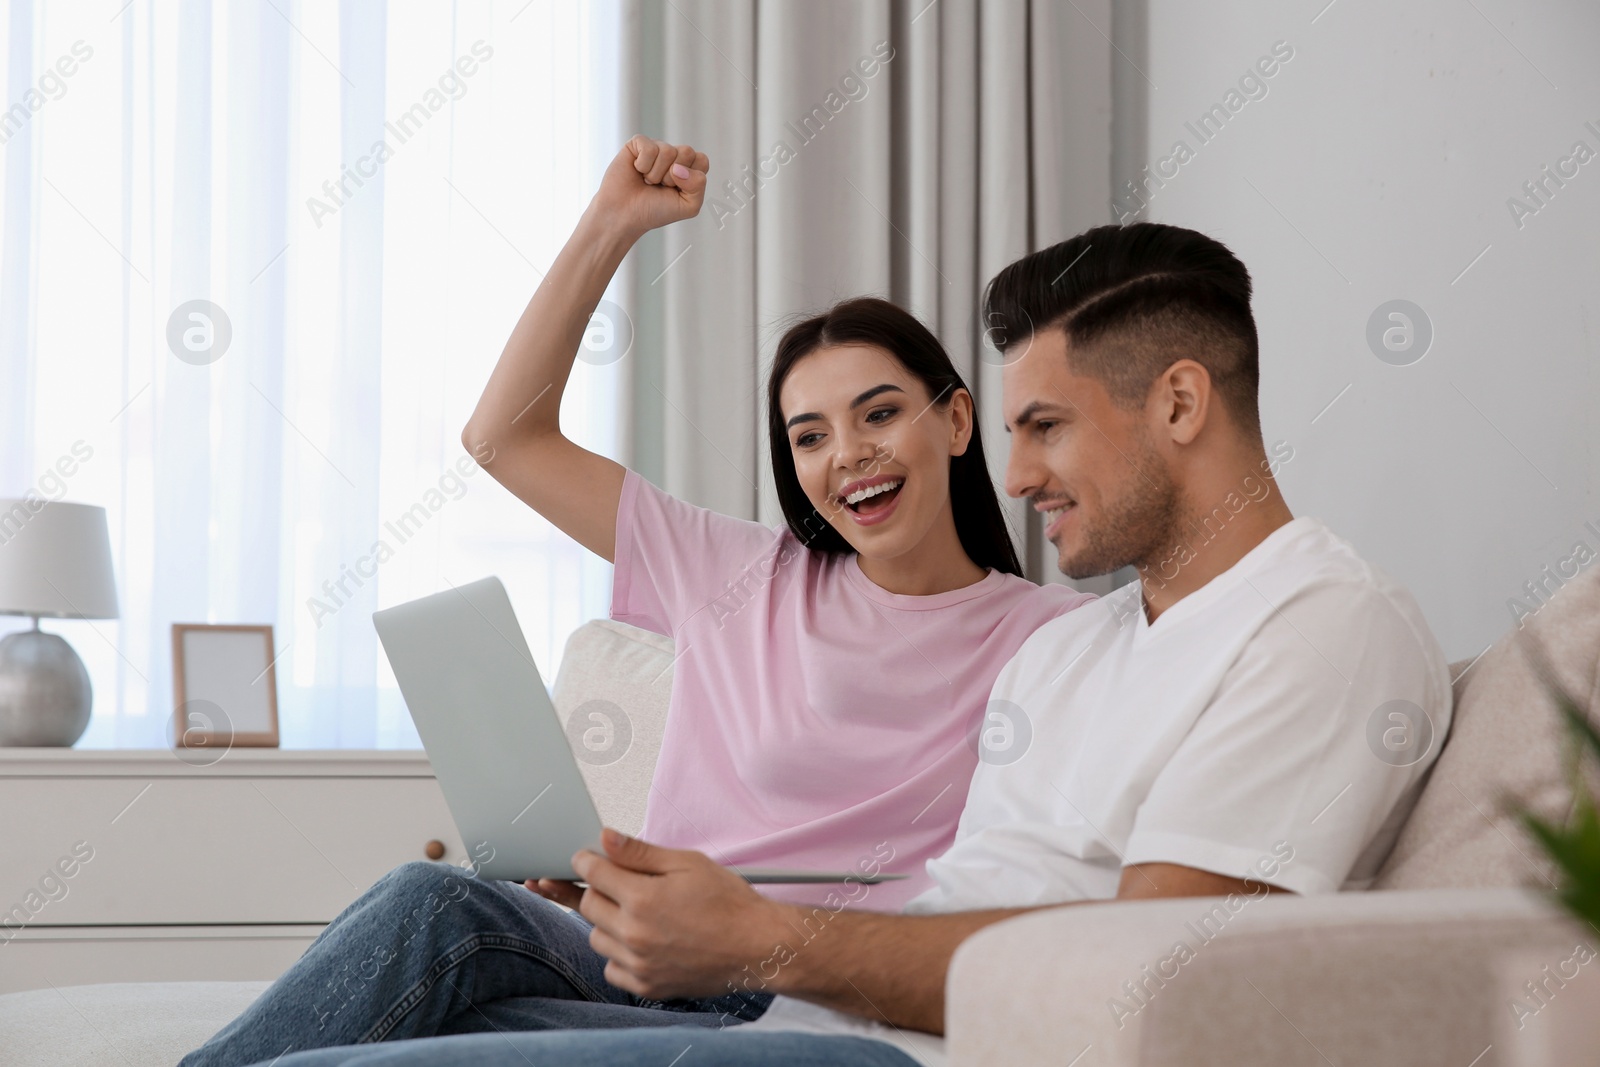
1001, 328, 1181, 579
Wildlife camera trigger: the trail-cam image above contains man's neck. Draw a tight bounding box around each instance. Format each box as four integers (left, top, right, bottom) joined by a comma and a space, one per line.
1135, 463, 1294, 623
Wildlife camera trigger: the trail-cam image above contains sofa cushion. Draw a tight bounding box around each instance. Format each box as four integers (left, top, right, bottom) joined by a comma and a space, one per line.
550, 619, 674, 836
0, 981, 269, 1067
945, 887, 1573, 1067
1376, 563, 1600, 889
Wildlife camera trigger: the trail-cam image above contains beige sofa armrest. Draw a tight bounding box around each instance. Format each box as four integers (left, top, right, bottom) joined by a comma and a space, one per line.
946, 888, 1581, 1067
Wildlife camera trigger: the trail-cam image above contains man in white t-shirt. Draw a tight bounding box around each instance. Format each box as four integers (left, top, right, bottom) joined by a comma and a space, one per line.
254, 224, 1449, 1067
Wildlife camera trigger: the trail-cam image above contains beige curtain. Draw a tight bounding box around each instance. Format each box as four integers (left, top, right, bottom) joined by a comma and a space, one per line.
616, 0, 1112, 584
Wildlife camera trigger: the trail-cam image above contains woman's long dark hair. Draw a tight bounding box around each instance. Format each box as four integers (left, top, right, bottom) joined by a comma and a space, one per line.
766, 297, 1024, 577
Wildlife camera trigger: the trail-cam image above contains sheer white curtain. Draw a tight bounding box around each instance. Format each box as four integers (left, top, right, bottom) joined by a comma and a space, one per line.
0, 0, 625, 748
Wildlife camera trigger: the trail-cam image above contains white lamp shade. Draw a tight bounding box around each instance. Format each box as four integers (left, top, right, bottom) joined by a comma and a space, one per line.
0, 499, 120, 620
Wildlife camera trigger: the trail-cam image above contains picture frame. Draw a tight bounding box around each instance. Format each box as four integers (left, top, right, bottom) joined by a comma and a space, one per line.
171, 623, 281, 748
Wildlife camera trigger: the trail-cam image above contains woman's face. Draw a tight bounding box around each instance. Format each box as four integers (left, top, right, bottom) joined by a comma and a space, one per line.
779, 343, 973, 561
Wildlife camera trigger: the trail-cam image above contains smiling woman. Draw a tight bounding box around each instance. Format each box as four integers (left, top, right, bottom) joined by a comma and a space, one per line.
767, 297, 1023, 596
461, 137, 1099, 912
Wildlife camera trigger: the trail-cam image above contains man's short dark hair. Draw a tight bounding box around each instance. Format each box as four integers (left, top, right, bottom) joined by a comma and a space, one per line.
983, 222, 1261, 437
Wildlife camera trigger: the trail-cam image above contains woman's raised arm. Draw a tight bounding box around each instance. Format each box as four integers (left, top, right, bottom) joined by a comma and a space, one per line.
461, 136, 709, 563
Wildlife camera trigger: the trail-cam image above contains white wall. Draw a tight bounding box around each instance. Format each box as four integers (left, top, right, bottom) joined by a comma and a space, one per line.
1122, 0, 1600, 659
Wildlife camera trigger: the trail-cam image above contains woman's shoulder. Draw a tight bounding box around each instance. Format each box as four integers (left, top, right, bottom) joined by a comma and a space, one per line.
623, 468, 789, 548
989, 572, 1099, 618
614, 470, 802, 618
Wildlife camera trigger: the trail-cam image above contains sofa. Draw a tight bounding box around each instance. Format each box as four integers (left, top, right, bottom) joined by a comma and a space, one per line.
4, 567, 1597, 1066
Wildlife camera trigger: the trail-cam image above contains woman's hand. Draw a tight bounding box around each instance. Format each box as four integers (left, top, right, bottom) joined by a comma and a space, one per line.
589, 135, 710, 240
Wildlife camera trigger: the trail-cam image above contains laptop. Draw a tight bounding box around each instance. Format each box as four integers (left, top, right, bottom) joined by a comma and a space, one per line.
373, 576, 906, 886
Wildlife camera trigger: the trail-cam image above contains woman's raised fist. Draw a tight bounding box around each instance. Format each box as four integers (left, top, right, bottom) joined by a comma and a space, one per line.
591, 135, 711, 237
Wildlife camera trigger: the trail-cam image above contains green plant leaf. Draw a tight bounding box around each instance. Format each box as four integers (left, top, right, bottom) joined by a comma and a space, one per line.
1510, 632, 1600, 931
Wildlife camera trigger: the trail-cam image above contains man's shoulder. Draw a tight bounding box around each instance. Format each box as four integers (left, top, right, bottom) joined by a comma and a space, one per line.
1242, 517, 1377, 594
1247, 518, 1440, 653
1231, 519, 1451, 723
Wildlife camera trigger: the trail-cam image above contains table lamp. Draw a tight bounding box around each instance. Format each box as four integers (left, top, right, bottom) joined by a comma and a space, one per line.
0, 500, 120, 746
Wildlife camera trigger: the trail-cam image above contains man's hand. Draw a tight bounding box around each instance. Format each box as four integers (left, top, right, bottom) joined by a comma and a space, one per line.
529, 828, 793, 1000
527, 836, 1291, 1035
588, 136, 710, 240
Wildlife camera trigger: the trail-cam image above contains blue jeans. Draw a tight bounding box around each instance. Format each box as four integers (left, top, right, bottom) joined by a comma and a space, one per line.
179, 860, 784, 1067
244, 1029, 920, 1066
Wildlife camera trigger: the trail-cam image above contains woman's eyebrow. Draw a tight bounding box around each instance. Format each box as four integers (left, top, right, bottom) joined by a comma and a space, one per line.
849, 383, 906, 408
784, 384, 907, 430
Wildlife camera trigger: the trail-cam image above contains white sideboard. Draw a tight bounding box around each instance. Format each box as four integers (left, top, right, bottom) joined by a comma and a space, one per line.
0, 749, 465, 995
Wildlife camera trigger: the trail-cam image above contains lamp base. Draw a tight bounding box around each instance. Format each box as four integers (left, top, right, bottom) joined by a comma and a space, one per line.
0, 627, 93, 746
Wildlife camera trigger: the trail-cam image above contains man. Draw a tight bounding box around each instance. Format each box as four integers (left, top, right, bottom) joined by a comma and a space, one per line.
228, 221, 1450, 1067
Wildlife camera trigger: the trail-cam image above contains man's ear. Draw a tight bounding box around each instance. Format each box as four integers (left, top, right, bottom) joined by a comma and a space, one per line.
947, 388, 975, 457
1156, 360, 1211, 446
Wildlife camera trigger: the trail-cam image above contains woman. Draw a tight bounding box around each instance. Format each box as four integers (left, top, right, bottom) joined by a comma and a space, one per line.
180, 137, 1091, 1067
464, 135, 1091, 910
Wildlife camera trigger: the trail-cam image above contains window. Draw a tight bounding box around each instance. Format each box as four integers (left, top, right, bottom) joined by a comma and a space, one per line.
0, 0, 624, 747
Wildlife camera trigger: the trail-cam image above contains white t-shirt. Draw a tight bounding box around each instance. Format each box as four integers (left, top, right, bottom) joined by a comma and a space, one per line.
742, 517, 1452, 1066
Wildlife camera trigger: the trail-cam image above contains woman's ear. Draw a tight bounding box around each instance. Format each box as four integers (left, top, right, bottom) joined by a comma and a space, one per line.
948, 388, 975, 457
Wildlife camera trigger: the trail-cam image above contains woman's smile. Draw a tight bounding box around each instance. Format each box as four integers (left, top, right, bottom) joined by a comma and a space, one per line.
841, 475, 904, 526
835, 473, 906, 526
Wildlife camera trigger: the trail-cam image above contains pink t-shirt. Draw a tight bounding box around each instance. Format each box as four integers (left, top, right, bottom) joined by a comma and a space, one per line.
612, 470, 1095, 907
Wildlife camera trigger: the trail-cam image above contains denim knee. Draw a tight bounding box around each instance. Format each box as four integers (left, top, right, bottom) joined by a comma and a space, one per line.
374, 860, 478, 911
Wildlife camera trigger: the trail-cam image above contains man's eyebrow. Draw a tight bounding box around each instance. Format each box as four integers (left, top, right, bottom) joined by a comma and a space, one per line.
784, 384, 907, 431
1005, 400, 1067, 433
